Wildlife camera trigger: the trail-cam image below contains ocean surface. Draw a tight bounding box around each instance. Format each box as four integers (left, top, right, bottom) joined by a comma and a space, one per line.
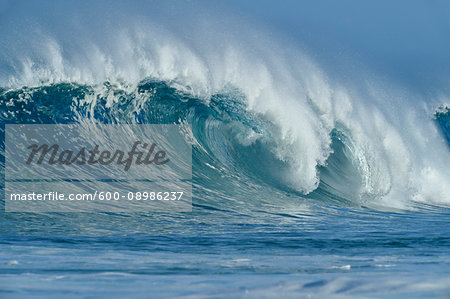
1, 1, 450, 297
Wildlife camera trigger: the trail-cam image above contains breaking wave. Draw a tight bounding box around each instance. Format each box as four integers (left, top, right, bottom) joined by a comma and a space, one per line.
1, 0, 449, 210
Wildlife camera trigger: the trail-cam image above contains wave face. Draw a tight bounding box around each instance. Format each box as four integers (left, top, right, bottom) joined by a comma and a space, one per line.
436, 107, 450, 146
1, 2, 449, 211
1, 80, 449, 210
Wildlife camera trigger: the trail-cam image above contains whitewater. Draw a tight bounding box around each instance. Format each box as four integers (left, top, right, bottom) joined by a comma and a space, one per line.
1, 0, 450, 297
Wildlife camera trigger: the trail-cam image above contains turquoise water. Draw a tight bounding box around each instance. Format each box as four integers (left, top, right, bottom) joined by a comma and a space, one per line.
1, 82, 449, 297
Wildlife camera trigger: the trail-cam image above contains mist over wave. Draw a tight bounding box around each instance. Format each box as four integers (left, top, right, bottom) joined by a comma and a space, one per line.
1, 0, 449, 209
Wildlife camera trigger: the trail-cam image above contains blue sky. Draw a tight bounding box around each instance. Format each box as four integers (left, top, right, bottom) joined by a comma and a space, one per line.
226, 0, 450, 95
